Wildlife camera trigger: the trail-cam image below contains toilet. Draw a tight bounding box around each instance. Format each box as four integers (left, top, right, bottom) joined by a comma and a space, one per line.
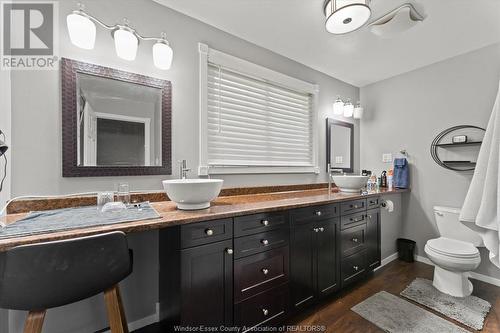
424, 206, 483, 297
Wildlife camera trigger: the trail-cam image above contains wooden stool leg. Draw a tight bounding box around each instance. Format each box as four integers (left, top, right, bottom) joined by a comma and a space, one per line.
23, 310, 46, 333
104, 285, 129, 333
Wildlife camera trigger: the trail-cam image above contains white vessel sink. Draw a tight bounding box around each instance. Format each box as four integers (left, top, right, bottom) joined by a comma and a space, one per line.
331, 175, 369, 193
162, 179, 224, 210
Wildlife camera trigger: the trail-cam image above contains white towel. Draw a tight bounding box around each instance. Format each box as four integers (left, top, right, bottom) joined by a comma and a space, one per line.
460, 80, 500, 267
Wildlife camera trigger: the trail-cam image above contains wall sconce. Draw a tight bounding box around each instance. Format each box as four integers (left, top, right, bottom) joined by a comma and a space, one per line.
332, 97, 364, 119
333, 96, 344, 115
353, 101, 364, 119
67, 3, 173, 70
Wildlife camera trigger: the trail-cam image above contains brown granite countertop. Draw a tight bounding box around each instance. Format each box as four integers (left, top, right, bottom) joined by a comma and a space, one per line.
0, 188, 408, 251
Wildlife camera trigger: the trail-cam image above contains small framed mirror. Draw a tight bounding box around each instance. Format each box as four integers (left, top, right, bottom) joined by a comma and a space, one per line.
326, 119, 354, 173
61, 58, 172, 177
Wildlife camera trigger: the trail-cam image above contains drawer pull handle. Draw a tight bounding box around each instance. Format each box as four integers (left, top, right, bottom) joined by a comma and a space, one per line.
319, 227, 325, 232
315, 211, 322, 216
350, 217, 364, 223
261, 219, 269, 226
205, 229, 214, 236
352, 238, 358, 243
353, 265, 359, 271
262, 308, 269, 316
313, 227, 319, 233
226, 248, 233, 255
261, 239, 269, 246
262, 268, 269, 275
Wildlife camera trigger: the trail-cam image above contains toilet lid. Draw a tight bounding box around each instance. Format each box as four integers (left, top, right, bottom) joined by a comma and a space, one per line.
427, 237, 479, 258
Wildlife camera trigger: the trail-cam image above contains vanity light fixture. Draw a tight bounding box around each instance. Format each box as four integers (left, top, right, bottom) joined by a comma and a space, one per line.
343, 99, 354, 118
333, 96, 344, 115
67, 3, 173, 69
353, 101, 364, 119
324, 0, 371, 34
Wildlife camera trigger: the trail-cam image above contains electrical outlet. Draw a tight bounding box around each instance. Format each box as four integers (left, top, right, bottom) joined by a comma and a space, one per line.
382, 153, 393, 163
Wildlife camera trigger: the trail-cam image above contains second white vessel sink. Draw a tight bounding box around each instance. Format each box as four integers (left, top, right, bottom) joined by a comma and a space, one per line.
331, 175, 369, 193
162, 179, 224, 210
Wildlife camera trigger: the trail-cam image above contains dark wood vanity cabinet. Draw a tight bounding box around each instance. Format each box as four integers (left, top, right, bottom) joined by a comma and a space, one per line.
159, 219, 233, 328
159, 196, 381, 330
289, 205, 340, 310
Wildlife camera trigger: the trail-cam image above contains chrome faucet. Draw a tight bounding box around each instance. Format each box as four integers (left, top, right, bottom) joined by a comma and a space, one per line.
327, 164, 344, 193
178, 160, 191, 179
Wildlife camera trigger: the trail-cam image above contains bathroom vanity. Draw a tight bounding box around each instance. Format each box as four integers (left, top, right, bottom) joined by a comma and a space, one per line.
1, 187, 404, 332
157, 194, 382, 331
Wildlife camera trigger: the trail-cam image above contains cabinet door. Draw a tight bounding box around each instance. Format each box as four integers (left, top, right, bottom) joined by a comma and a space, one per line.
366, 209, 381, 270
315, 218, 340, 297
180, 239, 233, 326
290, 222, 315, 310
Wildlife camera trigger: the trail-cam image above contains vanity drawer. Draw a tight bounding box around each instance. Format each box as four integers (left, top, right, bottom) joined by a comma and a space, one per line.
340, 199, 367, 215
341, 211, 367, 229
234, 212, 288, 237
180, 218, 233, 248
234, 284, 289, 332
341, 223, 366, 257
234, 229, 288, 259
341, 250, 367, 286
234, 247, 289, 302
290, 204, 339, 225
367, 197, 380, 209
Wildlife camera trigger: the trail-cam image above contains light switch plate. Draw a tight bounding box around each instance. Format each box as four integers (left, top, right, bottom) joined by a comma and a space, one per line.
382, 153, 393, 163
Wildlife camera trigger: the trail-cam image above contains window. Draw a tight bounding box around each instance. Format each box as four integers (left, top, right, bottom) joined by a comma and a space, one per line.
199, 43, 319, 175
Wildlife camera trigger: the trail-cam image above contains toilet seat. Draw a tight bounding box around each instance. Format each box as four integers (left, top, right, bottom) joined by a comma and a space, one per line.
426, 237, 479, 259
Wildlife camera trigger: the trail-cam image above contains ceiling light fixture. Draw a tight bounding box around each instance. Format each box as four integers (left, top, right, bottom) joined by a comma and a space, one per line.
324, 0, 371, 34
333, 96, 344, 115
67, 3, 173, 69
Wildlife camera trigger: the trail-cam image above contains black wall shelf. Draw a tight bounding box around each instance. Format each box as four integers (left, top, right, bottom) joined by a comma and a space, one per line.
430, 125, 485, 171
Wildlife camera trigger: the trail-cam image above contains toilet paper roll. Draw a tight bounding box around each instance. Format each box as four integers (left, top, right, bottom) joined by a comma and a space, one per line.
381, 199, 394, 213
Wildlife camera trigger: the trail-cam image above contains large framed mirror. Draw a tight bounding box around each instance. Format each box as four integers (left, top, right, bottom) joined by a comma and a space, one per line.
326, 118, 354, 173
61, 58, 171, 177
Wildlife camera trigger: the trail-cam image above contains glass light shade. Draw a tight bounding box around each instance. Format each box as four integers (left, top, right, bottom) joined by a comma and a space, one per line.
153, 41, 173, 70
333, 97, 344, 115
343, 100, 354, 117
353, 102, 364, 119
325, 0, 371, 34
113, 28, 139, 61
66, 13, 96, 49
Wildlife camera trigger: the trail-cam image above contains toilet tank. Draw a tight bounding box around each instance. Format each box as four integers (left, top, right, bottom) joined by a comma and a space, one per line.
434, 206, 484, 247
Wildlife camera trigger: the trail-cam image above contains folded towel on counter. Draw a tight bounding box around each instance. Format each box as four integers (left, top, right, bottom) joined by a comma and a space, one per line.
460, 80, 500, 268
0, 202, 161, 239
393, 158, 409, 189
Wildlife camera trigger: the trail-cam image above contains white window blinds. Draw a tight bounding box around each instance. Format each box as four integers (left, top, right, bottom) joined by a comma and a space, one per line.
206, 63, 314, 167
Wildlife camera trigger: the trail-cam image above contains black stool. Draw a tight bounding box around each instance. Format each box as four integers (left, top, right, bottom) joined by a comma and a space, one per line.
0, 231, 133, 333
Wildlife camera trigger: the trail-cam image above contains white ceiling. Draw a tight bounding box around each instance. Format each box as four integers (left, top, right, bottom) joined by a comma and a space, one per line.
154, 0, 500, 87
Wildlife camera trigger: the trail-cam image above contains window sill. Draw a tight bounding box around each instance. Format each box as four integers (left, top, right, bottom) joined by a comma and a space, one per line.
198, 165, 320, 175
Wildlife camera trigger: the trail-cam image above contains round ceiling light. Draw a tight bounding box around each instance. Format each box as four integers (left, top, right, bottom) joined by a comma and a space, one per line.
324, 0, 371, 34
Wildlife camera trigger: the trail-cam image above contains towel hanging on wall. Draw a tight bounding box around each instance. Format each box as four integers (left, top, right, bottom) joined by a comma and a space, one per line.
460, 80, 500, 267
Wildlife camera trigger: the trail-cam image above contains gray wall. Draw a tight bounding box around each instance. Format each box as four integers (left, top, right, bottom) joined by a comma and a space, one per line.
360, 43, 500, 278
10, 0, 359, 199
6, 0, 358, 332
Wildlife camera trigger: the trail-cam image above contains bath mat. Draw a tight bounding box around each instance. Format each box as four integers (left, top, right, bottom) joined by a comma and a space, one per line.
400, 278, 491, 330
351, 291, 470, 333
0, 202, 161, 239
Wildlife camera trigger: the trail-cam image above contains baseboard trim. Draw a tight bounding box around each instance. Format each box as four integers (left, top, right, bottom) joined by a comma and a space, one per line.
415, 255, 500, 287
374, 252, 399, 271
103, 303, 159, 333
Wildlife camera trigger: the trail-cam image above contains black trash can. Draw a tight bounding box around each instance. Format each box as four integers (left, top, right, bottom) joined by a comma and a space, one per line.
397, 238, 416, 262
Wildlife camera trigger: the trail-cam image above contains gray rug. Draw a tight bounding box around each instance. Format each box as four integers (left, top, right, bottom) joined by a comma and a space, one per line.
401, 278, 491, 330
352, 291, 470, 333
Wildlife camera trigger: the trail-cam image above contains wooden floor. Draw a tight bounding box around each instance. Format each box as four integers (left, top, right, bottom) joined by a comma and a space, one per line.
134, 260, 500, 333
